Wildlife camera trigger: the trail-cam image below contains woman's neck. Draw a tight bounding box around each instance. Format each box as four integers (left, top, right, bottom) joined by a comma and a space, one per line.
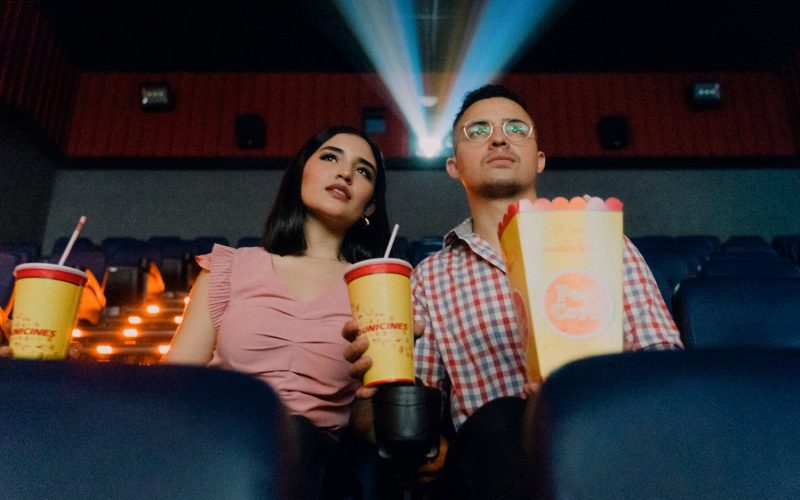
302, 217, 345, 261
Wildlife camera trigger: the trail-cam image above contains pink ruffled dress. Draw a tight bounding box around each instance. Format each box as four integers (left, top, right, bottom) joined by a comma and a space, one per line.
198, 244, 358, 433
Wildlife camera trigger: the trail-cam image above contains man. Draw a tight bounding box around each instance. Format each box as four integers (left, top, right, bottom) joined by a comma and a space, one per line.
345, 84, 682, 498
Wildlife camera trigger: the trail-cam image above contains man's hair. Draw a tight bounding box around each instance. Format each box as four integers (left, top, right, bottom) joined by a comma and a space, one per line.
452, 84, 529, 132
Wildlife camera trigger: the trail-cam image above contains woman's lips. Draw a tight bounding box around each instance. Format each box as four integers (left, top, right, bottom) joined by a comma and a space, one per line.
326, 184, 351, 200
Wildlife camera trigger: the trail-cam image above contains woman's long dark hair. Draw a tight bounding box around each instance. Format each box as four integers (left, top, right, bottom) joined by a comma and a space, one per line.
262, 126, 390, 263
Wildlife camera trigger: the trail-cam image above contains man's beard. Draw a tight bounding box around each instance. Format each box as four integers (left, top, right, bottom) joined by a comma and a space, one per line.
474, 179, 526, 199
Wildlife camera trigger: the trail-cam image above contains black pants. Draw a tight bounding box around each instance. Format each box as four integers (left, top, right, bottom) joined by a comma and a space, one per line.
442, 397, 527, 500
292, 415, 364, 500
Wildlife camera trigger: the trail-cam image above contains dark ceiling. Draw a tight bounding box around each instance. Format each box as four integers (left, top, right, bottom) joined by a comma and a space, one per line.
35, 0, 800, 73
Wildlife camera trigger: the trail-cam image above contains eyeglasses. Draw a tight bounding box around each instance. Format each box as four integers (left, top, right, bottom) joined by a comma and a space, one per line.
461, 119, 535, 143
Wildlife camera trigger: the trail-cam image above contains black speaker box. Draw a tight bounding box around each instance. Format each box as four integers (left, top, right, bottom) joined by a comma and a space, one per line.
597, 115, 629, 150
235, 113, 266, 149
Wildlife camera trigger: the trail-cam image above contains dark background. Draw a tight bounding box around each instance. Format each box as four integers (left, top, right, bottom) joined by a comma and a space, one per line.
35, 0, 800, 73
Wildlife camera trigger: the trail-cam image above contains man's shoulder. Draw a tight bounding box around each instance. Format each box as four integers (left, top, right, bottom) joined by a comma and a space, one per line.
413, 246, 452, 273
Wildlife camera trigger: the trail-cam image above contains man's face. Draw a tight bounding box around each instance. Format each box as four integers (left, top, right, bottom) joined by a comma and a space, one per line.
447, 97, 545, 200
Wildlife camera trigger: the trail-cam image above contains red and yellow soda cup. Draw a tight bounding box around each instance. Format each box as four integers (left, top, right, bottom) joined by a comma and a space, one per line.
9, 263, 88, 360
344, 258, 414, 386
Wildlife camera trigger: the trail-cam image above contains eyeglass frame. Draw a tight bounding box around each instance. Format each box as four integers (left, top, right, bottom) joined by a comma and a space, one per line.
460, 118, 536, 144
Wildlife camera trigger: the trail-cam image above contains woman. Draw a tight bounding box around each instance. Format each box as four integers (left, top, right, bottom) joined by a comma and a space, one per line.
164, 125, 390, 498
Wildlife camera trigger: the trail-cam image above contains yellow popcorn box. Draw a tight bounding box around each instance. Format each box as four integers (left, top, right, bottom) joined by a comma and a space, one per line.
498, 196, 624, 381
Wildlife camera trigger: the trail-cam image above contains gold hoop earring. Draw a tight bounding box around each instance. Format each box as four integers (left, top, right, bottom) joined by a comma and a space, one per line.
362, 215, 370, 227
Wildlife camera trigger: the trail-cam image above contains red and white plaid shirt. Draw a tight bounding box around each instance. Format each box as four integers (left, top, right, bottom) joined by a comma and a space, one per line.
412, 219, 683, 429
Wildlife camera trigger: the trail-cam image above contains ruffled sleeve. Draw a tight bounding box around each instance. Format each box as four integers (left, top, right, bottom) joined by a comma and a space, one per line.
196, 244, 235, 330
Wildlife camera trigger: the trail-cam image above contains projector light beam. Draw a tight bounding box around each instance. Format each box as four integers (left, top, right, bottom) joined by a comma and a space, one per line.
334, 0, 567, 158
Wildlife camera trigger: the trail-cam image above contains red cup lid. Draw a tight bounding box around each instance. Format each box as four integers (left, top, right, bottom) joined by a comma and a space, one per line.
14, 263, 88, 286
344, 258, 412, 283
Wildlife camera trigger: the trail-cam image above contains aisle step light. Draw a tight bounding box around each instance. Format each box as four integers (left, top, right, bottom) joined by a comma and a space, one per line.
122, 328, 139, 338
158, 345, 170, 355
96, 345, 113, 355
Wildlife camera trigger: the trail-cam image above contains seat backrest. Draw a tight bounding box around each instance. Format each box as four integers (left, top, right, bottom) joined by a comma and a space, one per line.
0, 360, 296, 499
524, 350, 800, 500
47, 248, 108, 285
672, 277, 800, 349
672, 234, 721, 258
192, 236, 230, 255
50, 236, 96, 257
772, 235, 800, 267
236, 236, 262, 248
0, 241, 41, 262
409, 237, 444, 266
148, 237, 192, 291
699, 258, 800, 278
722, 235, 772, 253
103, 237, 161, 266
0, 251, 21, 309
639, 248, 696, 290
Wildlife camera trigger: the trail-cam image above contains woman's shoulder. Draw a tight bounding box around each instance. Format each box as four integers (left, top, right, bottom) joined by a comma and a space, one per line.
197, 244, 270, 270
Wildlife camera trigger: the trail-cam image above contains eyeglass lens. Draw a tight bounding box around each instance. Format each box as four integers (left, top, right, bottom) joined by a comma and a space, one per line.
464, 119, 532, 142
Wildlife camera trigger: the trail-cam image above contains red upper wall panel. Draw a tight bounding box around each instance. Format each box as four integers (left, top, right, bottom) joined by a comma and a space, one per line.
65, 71, 797, 159
66, 72, 405, 158
502, 72, 796, 158
0, 0, 77, 149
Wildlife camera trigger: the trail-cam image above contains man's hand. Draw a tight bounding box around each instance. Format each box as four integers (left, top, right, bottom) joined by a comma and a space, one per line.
414, 435, 449, 486
522, 380, 542, 399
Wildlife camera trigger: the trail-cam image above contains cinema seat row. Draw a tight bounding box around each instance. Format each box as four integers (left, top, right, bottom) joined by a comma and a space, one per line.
3, 337, 800, 498
1, 234, 800, 365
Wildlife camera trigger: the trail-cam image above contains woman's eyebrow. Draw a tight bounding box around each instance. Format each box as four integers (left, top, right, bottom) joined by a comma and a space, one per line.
357, 157, 376, 172
321, 145, 375, 172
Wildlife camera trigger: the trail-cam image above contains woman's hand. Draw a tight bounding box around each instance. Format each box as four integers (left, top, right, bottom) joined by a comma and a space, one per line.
0, 315, 11, 357
342, 319, 378, 399
342, 319, 426, 399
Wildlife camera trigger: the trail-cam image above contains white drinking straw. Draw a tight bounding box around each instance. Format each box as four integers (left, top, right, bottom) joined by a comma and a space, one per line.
58, 215, 88, 266
383, 224, 400, 258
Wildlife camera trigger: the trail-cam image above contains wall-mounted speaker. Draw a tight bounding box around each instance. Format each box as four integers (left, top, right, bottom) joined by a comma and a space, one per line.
688, 81, 722, 109
597, 115, 630, 150
235, 113, 266, 149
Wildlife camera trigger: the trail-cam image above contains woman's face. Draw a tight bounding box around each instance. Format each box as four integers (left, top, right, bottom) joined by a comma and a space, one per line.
300, 133, 378, 231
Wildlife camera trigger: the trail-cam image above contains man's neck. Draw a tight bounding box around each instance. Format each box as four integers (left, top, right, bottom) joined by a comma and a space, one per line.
468, 193, 536, 254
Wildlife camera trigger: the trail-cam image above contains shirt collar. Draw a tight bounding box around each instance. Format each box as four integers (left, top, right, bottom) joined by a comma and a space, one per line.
444, 218, 507, 272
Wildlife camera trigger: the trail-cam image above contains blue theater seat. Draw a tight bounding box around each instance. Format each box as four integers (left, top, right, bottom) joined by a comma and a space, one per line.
50, 236, 97, 258
698, 259, 800, 278
0, 251, 20, 310
236, 236, 262, 248
408, 237, 443, 266
192, 236, 230, 255
772, 235, 800, 267
672, 277, 800, 349
149, 236, 193, 291
0, 241, 40, 263
722, 235, 773, 253
672, 234, 721, 259
47, 248, 108, 286
0, 360, 296, 499
524, 350, 800, 499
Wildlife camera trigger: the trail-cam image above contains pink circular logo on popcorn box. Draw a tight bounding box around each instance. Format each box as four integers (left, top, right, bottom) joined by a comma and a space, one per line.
344, 258, 414, 386
542, 270, 613, 339
10, 263, 88, 360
